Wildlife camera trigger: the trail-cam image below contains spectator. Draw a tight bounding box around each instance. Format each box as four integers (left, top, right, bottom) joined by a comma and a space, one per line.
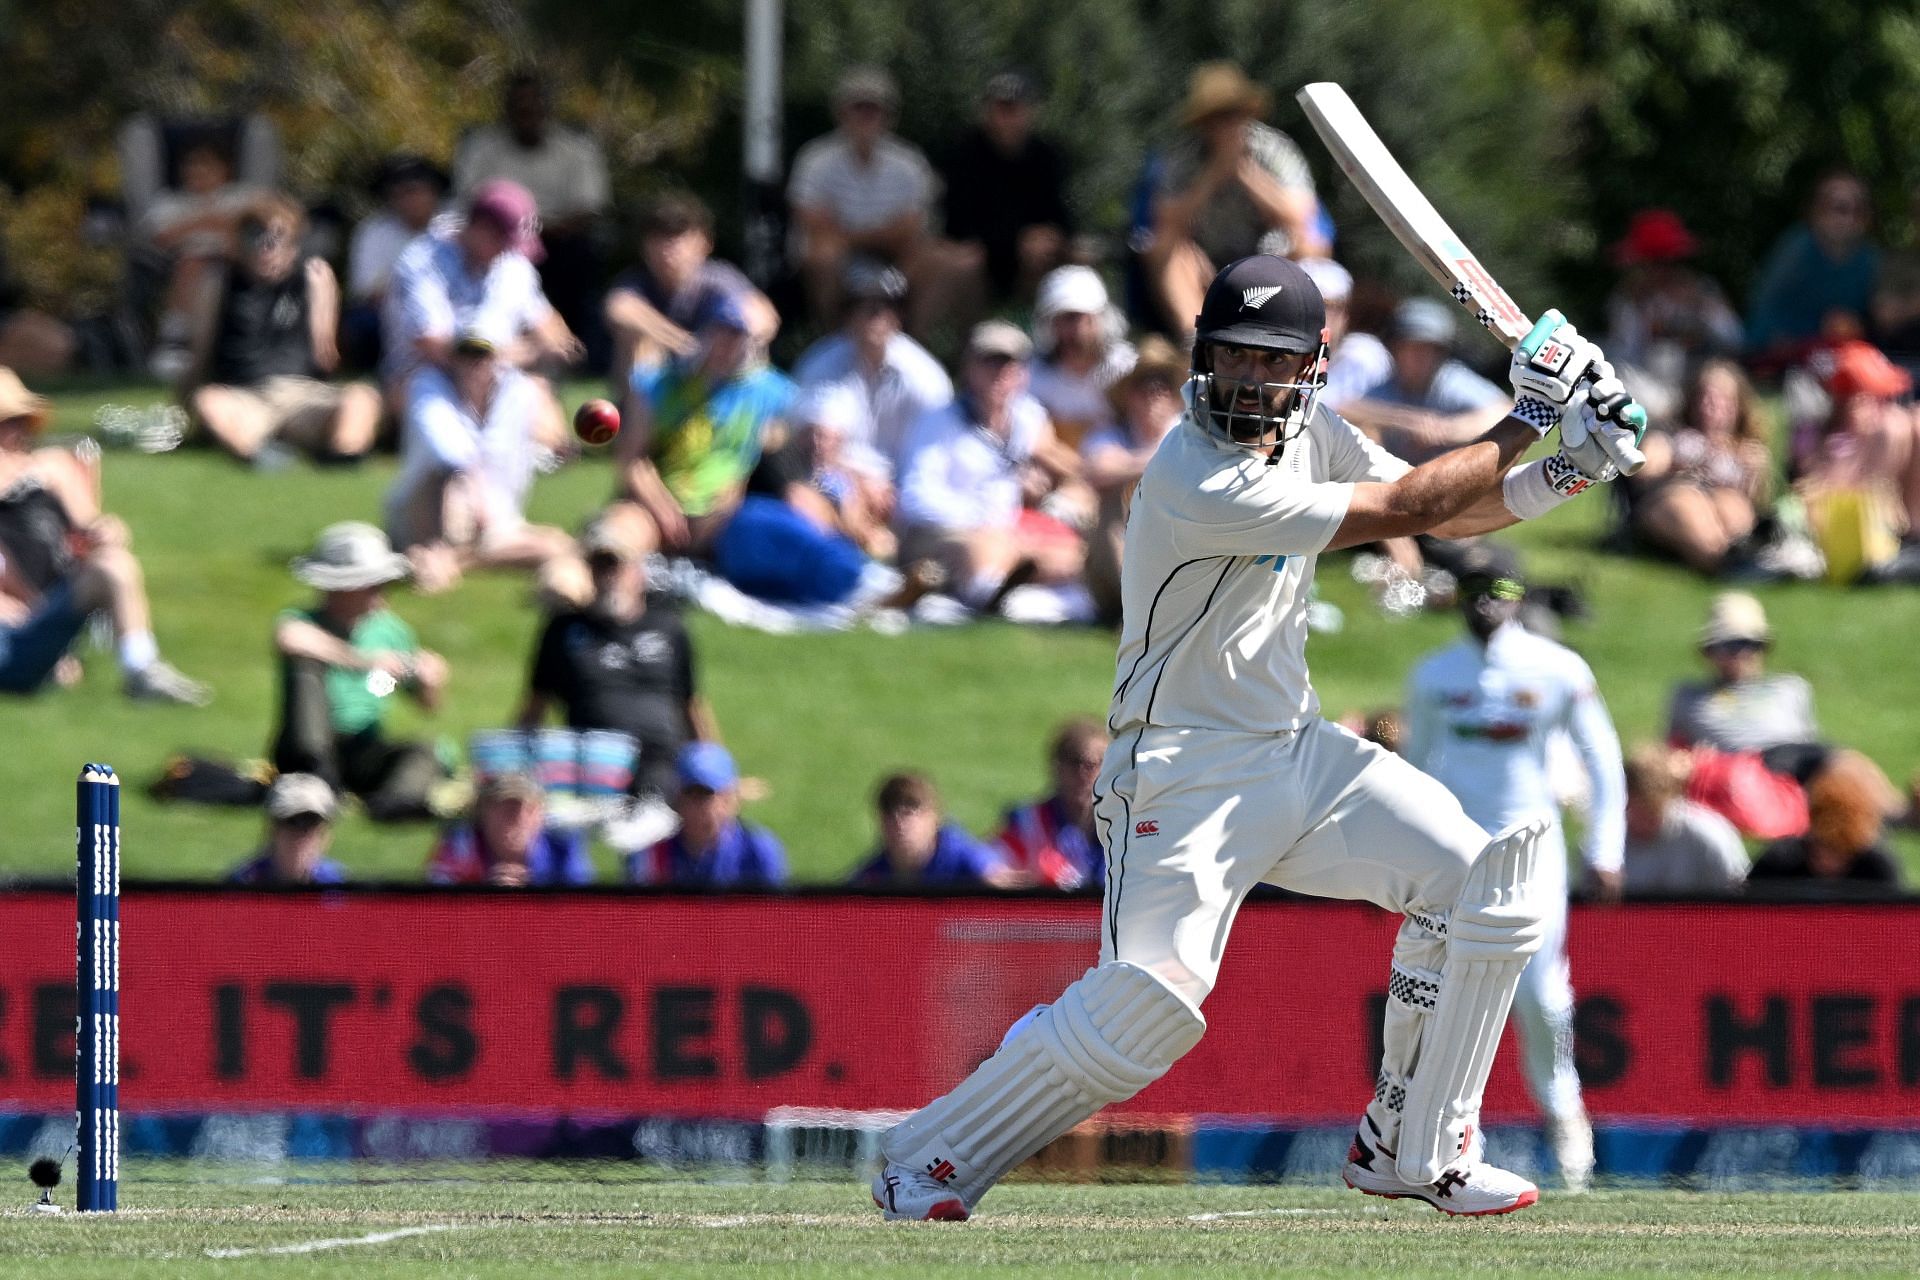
1747, 170, 1880, 364
896, 321, 1088, 616
994, 718, 1109, 890
1791, 340, 1920, 579
787, 66, 975, 337
1750, 751, 1903, 891
426, 770, 593, 886
1619, 744, 1748, 897
617, 294, 792, 554
272, 522, 447, 821
849, 771, 1015, 887
519, 513, 715, 811
0, 369, 209, 703
381, 178, 583, 440
385, 333, 571, 592
604, 192, 776, 388
1143, 62, 1325, 337
1026, 266, 1136, 449
454, 69, 611, 363
1668, 592, 1816, 755
939, 71, 1073, 305
226, 773, 348, 886
1301, 258, 1390, 416
766, 383, 899, 562
1627, 359, 1774, 574
343, 154, 450, 369
792, 260, 952, 478
1603, 209, 1744, 422
1346, 298, 1510, 464
186, 199, 380, 465
626, 743, 787, 887
1081, 334, 1185, 620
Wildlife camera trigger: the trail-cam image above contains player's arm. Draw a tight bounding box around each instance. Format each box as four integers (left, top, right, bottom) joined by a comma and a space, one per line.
1564, 670, 1628, 884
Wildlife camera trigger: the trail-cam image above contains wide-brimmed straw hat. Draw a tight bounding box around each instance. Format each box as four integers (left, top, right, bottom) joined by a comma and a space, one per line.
0, 367, 50, 433
291, 522, 412, 591
1181, 62, 1270, 127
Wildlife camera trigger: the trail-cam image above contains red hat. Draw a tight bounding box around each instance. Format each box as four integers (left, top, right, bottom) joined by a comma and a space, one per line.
1612, 209, 1699, 266
467, 178, 544, 263
1824, 340, 1912, 401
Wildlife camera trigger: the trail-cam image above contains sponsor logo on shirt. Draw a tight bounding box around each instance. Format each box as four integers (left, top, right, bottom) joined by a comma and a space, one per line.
1134, 820, 1160, 837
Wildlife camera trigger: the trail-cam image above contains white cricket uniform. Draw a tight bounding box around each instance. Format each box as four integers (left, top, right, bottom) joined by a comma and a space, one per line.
1403, 625, 1626, 1120
1093, 401, 1491, 1007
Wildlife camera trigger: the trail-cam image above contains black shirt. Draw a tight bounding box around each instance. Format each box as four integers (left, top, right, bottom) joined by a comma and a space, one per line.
530, 606, 697, 783
210, 261, 314, 387
939, 128, 1073, 294
1749, 837, 1902, 887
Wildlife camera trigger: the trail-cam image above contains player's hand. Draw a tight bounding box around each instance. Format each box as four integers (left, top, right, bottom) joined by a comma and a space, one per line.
1588, 867, 1624, 905
1508, 310, 1602, 436
1560, 373, 1647, 479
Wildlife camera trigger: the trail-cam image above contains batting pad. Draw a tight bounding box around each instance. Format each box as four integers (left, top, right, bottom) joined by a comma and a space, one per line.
881, 961, 1205, 1206
1396, 819, 1548, 1183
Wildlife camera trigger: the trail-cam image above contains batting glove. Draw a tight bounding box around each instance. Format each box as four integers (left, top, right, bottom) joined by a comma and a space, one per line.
1507, 310, 1602, 437
1560, 364, 1648, 476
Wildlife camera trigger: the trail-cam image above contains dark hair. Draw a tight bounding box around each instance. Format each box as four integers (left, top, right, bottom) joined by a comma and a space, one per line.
1050, 717, 1107, 765
639, 192, 713, 240
506, 69, 546, 100
876, 771, 939, 814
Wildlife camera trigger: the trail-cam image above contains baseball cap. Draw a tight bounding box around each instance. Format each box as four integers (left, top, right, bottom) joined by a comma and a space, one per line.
1823, 340, 1911, 401
1699, 591, 1771, 649
843, 258, 909, 304
1194, 255, 1325, 353
678, 742, 738, 792
1034, 266, 1110, 322
983, 70, 1036, 105
266, 773, 338, 822
1297, 257, 1354, 304
452, 330, 497, 359
1613, 208, 1700, 266
1394, 298, 1458, 347
695, 291, 753, 335
967, 319, 1033, 362
796, 382, 865, 436
833, 66, 898, 112
467, 178, 544, 262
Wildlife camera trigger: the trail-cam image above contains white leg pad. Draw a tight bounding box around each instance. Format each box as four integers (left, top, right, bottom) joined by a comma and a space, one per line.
881, 962, 1205, 1206
1396, 819, 1549, 1183
1362, 915, 1447, 1156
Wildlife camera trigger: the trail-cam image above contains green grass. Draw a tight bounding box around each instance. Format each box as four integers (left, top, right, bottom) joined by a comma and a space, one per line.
7, 1171, 1919, 1278
3, 381, 1918, 883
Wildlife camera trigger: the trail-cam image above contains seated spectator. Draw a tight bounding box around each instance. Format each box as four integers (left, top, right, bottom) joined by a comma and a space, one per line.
1603, 209, 1744, 422
604, 192, 776, 388
1026, 266, 1136, 450
766, 383, 899, 562
792, 260, 952, 478
1345, 298, 1510, 463
787, 66, 976, 338
226, 773, 347, 886
426, 770, 593, 886
1750, 751, 1903, 891
939, 70, 1073, 305
617, 295, 792, 554
849, 772, 1015, 887
1668, 592, 1816, 755
343, 154, 449, 370
1143, 62, 1326, 338
454, 70, 611, 364
519, 513, 714, 809
186, 200, 380, 465
994, 718, 1108, 890
626, 743, 787, 887
1619, 744, 1748, 897
1790, 340, 1920, 580
1081, 334, 1185, 620
1747, 170, 1880, 367
272, 522, 447, 821
896, 321, 1089, 615
381, 178, 583, 440
0, 370, 209, 703
1301, 258, 1390, 416
1627, 359, 1774, 574
386, 333, 571, 592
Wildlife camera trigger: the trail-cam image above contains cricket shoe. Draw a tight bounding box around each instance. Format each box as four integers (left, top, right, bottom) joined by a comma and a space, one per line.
871, 1161, 969, 1222
1343, 1123, 1539, 1216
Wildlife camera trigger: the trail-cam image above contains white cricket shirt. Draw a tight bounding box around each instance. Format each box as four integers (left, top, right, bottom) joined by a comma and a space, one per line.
1107, 400, 1409, 735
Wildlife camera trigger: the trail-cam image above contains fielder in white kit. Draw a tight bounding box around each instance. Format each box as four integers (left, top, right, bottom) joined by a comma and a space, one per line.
1403, 546, 1626, 1191
872, 254, 1645, 1220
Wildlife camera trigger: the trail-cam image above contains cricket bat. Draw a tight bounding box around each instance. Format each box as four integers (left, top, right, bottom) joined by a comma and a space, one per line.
1296, 81, 1645, 473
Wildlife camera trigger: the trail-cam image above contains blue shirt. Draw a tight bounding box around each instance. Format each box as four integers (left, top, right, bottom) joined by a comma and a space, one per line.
227, 850, 349, 886
850, 823, 1006, 887
626, 820, 788, 888
1746, 225, 1880, 352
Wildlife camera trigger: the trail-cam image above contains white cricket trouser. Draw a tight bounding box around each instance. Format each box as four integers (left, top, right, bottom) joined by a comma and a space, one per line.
1509, 821, 1582, 1123
1093, 718, 1490, 1007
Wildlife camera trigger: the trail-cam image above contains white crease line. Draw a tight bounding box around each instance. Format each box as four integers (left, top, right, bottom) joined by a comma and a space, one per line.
1188, 1208, 1344, 1221
206, 1223, 459, 1257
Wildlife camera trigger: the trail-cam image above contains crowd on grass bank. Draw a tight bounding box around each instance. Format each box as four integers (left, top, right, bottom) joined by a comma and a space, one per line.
1, 61, 1918, 894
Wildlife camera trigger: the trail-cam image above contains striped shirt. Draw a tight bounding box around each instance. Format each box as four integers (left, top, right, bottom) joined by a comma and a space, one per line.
788, 132, 936, 234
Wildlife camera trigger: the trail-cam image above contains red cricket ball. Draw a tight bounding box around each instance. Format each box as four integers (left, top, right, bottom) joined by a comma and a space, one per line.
573, 398, 621, 446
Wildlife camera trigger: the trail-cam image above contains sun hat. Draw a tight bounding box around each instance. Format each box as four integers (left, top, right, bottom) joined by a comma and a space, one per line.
291, 522, 412, 591
1181, 62, 1270, 128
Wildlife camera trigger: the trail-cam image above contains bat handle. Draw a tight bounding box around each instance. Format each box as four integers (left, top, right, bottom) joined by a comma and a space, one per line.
1517, 309, 1564, 358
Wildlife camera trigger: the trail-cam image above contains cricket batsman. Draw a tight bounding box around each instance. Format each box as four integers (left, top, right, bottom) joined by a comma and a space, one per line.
1403, 545, 1627, 1192
871, 254, 1644, 1220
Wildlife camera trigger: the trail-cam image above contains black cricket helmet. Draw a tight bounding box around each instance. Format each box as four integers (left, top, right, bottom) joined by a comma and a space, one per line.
1189, 254, 1329, 451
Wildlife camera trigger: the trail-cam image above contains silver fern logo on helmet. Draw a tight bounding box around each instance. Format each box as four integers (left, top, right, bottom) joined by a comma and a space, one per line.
1240, 286, 1283, 311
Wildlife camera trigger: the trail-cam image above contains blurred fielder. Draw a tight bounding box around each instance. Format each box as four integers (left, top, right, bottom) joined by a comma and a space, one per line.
1402, 544, 1626, 1191
872, 253, 1644, 1220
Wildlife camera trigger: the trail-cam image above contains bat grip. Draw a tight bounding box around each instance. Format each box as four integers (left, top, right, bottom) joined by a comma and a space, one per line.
1574, 365, 1648, 475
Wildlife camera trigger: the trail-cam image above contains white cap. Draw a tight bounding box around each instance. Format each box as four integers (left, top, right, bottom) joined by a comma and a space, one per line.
1034, 266, 1110, 323
1297, 257, 1353, 303
796, 382, 866, 436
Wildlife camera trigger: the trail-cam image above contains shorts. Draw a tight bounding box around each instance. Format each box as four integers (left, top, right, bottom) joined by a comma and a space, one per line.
218, 375, 345, 448
0, 579, 89, 694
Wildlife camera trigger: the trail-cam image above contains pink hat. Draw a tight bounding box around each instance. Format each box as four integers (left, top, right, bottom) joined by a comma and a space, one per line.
467, 178, 544, 263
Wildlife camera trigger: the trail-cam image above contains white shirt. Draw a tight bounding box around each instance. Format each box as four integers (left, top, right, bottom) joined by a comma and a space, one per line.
453, 124, 610, 222
1404, 623, 1627, 874
1107, 400, 1408, 735
793, 331, 953, 476
347, 213, 429, 301
393, 365, 541, 529
1320, 331, 1392, 414
1026, 343, 1136, 448
382, 229, 552, 381
787, 132, 935, 234
896, 394, 1049, 533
